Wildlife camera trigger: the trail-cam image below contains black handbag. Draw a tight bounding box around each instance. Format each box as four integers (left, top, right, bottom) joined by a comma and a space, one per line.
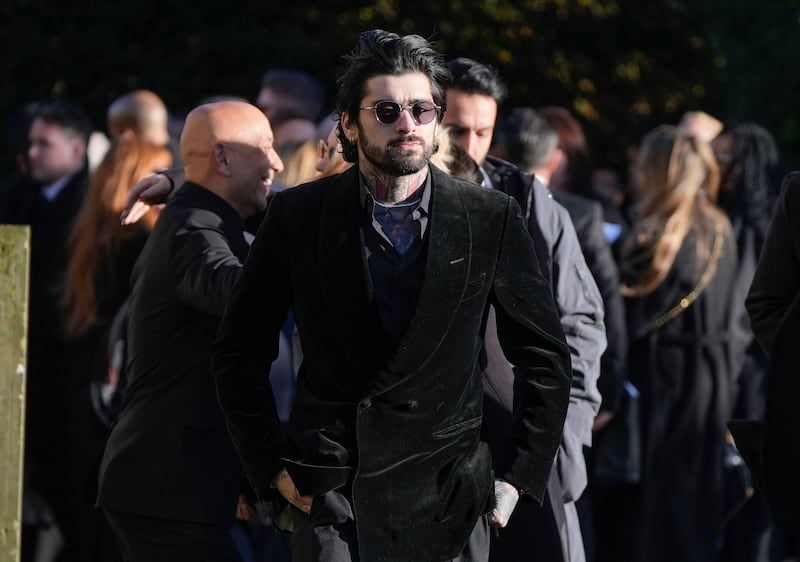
593, 380, 641, 485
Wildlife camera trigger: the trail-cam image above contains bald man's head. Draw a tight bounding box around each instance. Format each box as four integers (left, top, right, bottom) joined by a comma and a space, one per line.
107, 90, 170, 146
180, 101, 284, 218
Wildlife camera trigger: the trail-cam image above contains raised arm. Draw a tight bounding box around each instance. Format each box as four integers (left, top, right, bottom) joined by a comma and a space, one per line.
121, 168, 185, 224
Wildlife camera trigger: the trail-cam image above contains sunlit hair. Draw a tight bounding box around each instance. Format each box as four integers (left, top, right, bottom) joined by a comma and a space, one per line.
62, 138, 171, 336
275, 138, 320, 187
429, 126, 453, 172
318, 127, 353, 179
335, 29, 451, 163
621, 125, 729, 297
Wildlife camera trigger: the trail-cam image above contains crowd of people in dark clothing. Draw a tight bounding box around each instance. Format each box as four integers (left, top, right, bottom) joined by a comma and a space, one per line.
1, 28, 797, 562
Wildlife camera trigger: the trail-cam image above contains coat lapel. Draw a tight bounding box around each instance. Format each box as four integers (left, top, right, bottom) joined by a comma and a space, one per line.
383, 166, 472, 378
318, 167, 387, 366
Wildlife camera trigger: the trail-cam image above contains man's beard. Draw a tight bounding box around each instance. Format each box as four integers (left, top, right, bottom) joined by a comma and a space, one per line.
358, 128, 434, 176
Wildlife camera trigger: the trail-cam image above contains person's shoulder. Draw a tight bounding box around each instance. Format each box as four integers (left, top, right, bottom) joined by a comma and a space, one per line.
780, 171, 800, 211
276, 166, 358, 207
432, 164, 509, 209
554, 191, 604, 230
483, 154, 525, 177
553, 190, 601, 218
160, 185, 236, 235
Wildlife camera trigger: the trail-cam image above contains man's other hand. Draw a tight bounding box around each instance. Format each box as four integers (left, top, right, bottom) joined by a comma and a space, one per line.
489, 479, 520, 528
273, 467, 314, 514
120, 173, 171, 225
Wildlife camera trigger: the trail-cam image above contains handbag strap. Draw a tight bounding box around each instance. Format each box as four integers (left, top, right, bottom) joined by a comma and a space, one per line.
649, 222, 725, 331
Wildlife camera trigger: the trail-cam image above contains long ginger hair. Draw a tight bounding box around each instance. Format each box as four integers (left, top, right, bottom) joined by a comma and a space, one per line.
62, 137, 171, 336
621, 125, 730, 297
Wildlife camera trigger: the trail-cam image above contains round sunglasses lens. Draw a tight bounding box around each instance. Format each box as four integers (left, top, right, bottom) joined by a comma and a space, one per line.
412, 103, 436, 124
375, 102, 401, 124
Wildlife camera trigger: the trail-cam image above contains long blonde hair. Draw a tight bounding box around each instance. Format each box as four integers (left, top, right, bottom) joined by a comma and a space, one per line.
621, 125, 729, 297
275, 139, 320, 187
62, 138, 171, 335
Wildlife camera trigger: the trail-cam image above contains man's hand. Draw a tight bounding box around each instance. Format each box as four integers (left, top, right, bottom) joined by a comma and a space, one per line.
273, 467, 314, 514
120, 173, 172, 225
235, 494, 261, 523
489, 479, 520, 528
593, 410, 616, 432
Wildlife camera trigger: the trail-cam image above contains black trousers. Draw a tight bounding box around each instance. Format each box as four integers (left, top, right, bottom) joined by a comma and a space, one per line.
291, 490, 490, 562
103, 509, 241, 562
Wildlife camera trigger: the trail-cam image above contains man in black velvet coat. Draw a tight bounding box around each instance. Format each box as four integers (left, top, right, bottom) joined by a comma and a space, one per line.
96, 101, 284, 561
211, 30, 571, 562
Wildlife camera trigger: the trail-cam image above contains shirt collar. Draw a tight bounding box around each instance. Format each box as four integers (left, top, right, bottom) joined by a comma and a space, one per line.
478, 165, 494, 189
358, 166, 432, 214
359, 165, 432, 242
40, 174, 72, 201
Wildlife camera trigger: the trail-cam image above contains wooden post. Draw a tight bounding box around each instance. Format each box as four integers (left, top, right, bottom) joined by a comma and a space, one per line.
0, 225, 30, 562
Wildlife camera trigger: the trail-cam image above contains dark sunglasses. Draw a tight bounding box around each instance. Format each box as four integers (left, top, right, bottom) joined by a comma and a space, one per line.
360, 100, 440, 125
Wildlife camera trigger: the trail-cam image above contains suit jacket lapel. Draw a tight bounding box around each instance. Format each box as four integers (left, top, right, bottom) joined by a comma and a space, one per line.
383, 166, 472, 378
318, 166, 387, 366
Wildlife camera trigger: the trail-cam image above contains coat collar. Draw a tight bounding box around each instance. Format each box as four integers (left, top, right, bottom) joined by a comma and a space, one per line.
318, 166, 388, 369
171, 181, 249, 259
381, 165, 472, 380
318, 165, 473, 384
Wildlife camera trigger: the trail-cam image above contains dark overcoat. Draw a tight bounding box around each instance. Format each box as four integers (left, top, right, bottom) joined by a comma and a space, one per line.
212, 164, 572, 562
746, 171, 800, 537
746, 171, 800, 358
623, 223, 747, 562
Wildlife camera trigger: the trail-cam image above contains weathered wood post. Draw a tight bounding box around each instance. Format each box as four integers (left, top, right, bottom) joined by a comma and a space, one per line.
0, 225, 30, 562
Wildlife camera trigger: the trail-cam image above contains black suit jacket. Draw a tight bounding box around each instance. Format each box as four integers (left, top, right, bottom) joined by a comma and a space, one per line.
554, 191, 627, 413
740, 172, 800, 536
15, 168, 90, 470
96, 182, 248, 527
746, 171, 800, 358
212, 164, 571, 561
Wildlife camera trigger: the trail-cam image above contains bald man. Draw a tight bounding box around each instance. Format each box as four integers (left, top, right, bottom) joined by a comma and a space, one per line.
96, 101, 283, 562
107, 89, 171, 147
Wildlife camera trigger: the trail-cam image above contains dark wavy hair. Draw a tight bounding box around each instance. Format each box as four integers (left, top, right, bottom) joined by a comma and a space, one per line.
32, 99, 92, 144
335, 29, 450, 163
445, 57, 508, 104
716, 122, 780, 252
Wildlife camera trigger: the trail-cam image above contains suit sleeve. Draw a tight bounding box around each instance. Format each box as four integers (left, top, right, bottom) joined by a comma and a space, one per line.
169, 218, 245, 317
579, 201, 627, 414
746, 172, 800, 358
491, 196, 572, 504
211, 192, 293, 499
532, 187, 606, 502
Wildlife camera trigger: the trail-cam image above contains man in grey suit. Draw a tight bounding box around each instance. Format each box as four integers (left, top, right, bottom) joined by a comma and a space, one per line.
211, 30, 572, 562
444, 58, 606, 562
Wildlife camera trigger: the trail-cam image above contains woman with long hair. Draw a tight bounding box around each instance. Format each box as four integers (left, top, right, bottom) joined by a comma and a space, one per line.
619, 126, 747, 562
59, 137, 171, 561
62, 138, 169, 337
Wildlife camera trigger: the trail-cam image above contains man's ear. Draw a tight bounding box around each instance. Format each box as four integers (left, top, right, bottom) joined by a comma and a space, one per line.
73, 138, 88, 163
341, 112, 357, 142
213, 143, 232, 176
548, 147, 565, 175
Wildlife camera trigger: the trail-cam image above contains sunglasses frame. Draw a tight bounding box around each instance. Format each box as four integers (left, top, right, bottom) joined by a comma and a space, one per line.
360, 100, 441, 125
